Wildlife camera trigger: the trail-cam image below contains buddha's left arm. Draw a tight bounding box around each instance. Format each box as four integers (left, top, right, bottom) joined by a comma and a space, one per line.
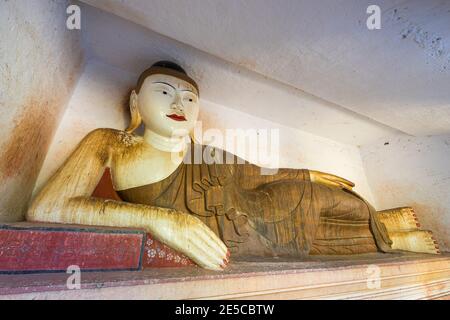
237, 163, 354, 191
236, 163, 309, 189
309, 170, 355, 191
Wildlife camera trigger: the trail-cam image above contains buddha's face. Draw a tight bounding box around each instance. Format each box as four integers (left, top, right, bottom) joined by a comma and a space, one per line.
137, 74, 199, 138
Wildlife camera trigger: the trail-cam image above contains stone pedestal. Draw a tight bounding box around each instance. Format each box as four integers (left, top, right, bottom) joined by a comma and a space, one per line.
0, 222, 145, 273
0, 253, 448, 299
0, 222, 194, 272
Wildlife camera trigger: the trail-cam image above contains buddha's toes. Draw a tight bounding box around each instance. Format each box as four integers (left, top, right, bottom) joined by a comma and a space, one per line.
377, 206, 420, 232
389, 230, 440, 254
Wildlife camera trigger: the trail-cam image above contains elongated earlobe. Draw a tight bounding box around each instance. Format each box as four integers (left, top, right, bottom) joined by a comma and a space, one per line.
126, 90, 142, 133
189, 129, 202, 144
189, 131, 196, 144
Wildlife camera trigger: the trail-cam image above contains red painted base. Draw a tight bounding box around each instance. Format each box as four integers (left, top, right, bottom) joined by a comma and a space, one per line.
142, 234, 195, 268
0, 223, 145, 273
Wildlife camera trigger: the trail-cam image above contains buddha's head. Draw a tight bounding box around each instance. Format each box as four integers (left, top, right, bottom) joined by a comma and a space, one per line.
127, 61, 200, 139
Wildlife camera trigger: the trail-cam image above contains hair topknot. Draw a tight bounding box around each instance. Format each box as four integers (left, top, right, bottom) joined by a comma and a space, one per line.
151, 61, 187, 75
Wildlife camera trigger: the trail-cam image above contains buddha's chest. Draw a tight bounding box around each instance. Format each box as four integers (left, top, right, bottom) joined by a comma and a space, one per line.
110, 148, 183, 191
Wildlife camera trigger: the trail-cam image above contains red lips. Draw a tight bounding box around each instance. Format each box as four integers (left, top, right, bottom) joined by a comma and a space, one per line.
166, 114, 187, 121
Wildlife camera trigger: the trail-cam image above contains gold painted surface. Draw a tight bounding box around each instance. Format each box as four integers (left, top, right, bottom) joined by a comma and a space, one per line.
377, 207, 439, 254
377, 207, 420, 232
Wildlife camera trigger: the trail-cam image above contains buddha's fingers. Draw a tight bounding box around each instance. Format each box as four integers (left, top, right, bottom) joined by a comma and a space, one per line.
319, 175, 354, 190
168, 212, 228, 270
178, 213, 228, 257
310, 170, 354, 190
338, 178, 355, 188
187, 235, 228, 271
191, 254, 223, 271
190, 221, 229, 266
154, 226, 225, 270
339, 179, 354, 188
195, 222, 229, 257
322, 173, 355, 188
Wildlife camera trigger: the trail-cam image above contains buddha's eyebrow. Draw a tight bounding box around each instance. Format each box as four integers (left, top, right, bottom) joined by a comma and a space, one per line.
180, 89, 197, 95
153, 81, 176, 90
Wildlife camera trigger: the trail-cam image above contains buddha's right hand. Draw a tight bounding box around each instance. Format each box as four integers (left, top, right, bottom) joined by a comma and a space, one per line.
147, 208, 230, 271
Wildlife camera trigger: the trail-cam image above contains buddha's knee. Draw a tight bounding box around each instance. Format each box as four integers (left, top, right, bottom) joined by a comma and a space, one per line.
320, 189, 370, 221
340, 197, 371, 220
257, 180, 306, 217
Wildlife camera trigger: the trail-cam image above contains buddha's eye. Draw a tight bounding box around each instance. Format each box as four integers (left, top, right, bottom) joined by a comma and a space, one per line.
163, 91, 168, 95
185, 95, 196, 103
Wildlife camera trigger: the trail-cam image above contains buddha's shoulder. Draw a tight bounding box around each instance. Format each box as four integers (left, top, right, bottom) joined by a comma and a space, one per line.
82, 128, 143, 149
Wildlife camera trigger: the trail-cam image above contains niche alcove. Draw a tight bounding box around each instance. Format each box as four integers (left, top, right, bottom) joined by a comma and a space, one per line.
0, 0, 449, 299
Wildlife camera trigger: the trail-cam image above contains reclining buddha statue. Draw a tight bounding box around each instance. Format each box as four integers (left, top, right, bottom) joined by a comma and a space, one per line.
27, 61, 440, 271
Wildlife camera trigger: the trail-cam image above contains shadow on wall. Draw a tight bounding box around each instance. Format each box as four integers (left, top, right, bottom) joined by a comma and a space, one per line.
0, 0, 84, 222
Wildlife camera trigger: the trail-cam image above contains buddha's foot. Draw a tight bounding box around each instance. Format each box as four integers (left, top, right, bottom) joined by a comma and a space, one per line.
377, 206, 420, 232
389, 230, 440, 254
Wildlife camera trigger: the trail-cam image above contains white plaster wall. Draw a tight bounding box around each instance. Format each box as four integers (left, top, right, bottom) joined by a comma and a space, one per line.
0, 0, 83, 221
78, 2, 400, 147
361, 135, 450, 251
82, 0, 450, 137
36, 60, 375, 204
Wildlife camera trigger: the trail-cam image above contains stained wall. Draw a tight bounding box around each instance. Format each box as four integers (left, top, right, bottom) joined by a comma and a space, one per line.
0, 0, 84, 221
